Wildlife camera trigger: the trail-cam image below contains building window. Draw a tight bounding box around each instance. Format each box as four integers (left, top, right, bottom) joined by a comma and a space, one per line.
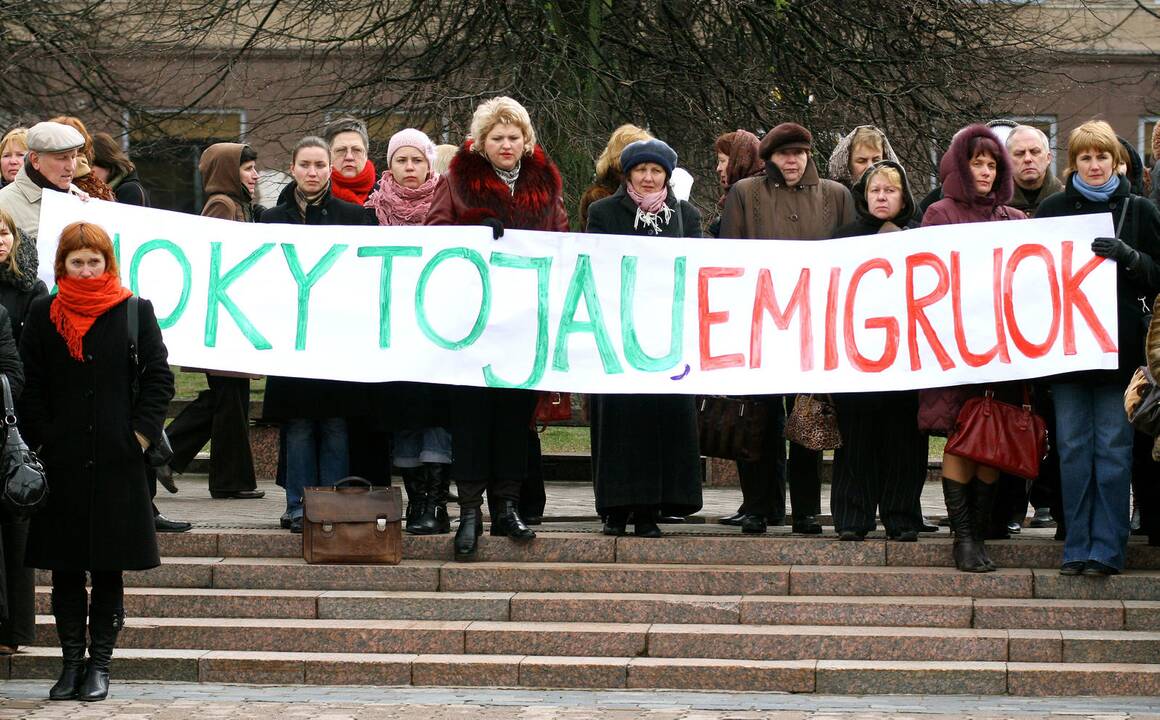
127, 110, 245, 214
1141, 117, 1158, 169
1010, 115, 1058, 178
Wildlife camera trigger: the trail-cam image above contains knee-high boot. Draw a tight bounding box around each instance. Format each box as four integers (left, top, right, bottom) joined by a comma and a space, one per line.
400, 466, 424, 527
971, 477, 998, 572
78, 585, 124, 702
942, 478, 987, 572
48, 587, 88, 701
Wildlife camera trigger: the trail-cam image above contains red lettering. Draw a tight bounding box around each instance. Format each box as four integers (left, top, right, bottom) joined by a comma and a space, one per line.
1002, 244, 1061, 359
843, 258, 899, 372
1061, 241, 1117, 355
951, 250, 1010, 367
824, 267, 841, 370
698, 267, 745, 370
749, 268, 813, 371
905, 253, 955, 371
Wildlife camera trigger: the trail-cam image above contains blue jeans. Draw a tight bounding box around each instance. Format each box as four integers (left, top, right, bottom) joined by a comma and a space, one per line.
393, 427, 452, 467
1051, 382, 1132, 570
284, 417, 350, 519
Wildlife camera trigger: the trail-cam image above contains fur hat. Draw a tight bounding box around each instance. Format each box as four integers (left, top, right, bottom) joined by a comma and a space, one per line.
758, 123, 812, 159
387, 128, 436, 172
26, 121, 85, 154
619, 139, 677, 179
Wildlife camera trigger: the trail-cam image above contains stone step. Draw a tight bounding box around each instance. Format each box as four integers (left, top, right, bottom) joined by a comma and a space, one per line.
5, 647, 1159, 695
154, 530, 1160, 570
31, 615, 1160, 663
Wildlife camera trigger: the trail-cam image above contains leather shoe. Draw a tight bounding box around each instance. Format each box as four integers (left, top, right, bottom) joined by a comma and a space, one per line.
154, 513, 191, 533
602, 514, 627, 536
740, 514, 767, 534
1029, 508, 1054, 528
454, 508, 483, 560
894, 529, 918, 542
1059, 561, 1085, 576
838, 530, 865, 541
719, 512, 745, 526
633, 520, 662, 538
1007, 521, 1022, 534
1081, 560, 1119, 577
289, 516, 303, 534
211, 490, 266, 499
919, 516, 940, 533
491, 501, 535, 541
279, 511, 291, 529
156, 464, 178, 494
791, 516, 823, 534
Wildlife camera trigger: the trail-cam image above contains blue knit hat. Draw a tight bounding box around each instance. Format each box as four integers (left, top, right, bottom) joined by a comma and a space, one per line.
619, 139, 677, 179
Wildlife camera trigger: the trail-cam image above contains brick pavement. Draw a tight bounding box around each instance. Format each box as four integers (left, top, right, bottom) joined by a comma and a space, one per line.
1, 682, 1158, 719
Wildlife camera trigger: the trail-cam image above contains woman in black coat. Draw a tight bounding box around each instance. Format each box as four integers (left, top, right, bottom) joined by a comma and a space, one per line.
0, 209, 43, 656
20, 222, 173, 702
260, 136, 372, 534
585, 139, 703, 537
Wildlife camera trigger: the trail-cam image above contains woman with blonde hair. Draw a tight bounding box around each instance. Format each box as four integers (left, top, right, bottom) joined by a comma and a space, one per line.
579, 124, 652, 231
0, 128, 28, 187
1037, 120, 1160, 575
426, 96, 568, 559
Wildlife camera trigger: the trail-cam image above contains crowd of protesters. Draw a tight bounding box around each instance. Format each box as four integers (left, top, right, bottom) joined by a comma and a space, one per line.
0, 99, 1159, 701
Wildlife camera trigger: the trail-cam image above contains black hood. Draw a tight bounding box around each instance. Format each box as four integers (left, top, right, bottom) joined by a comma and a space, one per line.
1118, 136, 1144, 195
849, 160, 916, 228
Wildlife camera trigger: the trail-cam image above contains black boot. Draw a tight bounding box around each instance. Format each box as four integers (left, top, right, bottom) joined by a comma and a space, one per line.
408, 465, 451, 535
48, 588, 88, 701
454, 507, 483, 560
399, 466, 424, 527
971, 478, 998, 572
942, 478, 987, 573
491, 500, 536, 541
78, 597, 123, 702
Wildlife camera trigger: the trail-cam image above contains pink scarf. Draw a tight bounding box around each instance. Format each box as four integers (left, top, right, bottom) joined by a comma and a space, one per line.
626, 183, 668, 214
365, 172, 439, 226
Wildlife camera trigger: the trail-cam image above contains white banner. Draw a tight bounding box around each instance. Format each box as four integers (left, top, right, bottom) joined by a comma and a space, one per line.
37, 192, 1118, 394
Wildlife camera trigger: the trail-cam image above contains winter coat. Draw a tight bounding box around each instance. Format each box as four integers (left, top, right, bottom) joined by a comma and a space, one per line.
0, 229, 48, 345
579, 170, 620, 234
1009, 173, 1064, 218
922, 125, 1028, 227
1151, 160, 1160, 207
425, 142, 570, 233
110, 169, 149, 207
21, 296, 173, 571
72, 158, 116, 202
718, 159, 855, 241
260, 186, 374, 420
1119, 138, 1146, 196
585, 184, 703, 517
0, 163, 85, 244
200, 143, 255, 223
827, 125, 901, 188
1036, 174, 1160, 385
833, 160, 918, 237
709, 129, 764, 238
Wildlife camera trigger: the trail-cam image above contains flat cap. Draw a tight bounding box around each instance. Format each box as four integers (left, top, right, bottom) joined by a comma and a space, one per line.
26, 121, 85, 153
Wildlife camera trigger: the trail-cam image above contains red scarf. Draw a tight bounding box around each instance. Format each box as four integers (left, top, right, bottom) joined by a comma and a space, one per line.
50, 274, 133, 361
330, 160, 377, 205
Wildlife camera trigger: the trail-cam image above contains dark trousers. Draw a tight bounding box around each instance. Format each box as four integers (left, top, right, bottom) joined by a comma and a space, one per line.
519, 430, 546, 519
451, 387, 538, 509
166, 374, 256, 493
0, 518, 34, 644
1132, 430, 1160, 542
830, 393, 926, 534
348, 421, 390, 487
736, 395, 821, 522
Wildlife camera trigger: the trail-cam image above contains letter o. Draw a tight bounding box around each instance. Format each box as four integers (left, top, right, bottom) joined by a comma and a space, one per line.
415, 248, 491, 350
128, 240, 192, 329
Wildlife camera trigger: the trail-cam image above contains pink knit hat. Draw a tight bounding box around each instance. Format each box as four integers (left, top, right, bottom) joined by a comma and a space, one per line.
387, 129, 436, 172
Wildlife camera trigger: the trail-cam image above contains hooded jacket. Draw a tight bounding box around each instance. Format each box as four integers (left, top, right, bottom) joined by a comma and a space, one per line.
827, 125, 901, 188
719, 156, 854, 241
833, 160, 917, 238
199, 143, 254, 222
1118, 137, 1145, 196
922, 125, 1027, 227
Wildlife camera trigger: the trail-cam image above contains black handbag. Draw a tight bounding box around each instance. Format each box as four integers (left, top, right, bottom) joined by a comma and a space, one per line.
127, 297, 174, 467
697, 395, 768, 462
0, 374, 48, 518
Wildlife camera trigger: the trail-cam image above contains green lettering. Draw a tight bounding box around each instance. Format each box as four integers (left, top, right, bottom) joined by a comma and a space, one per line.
621, 255, 685, 372
128, 240, 192, 329
553, 254, 623, 374
482, 253, 552, 389
357, 246, 422, 348
205, 242, 274, 349
282, 243, 348, 351
415, 248, 490, 349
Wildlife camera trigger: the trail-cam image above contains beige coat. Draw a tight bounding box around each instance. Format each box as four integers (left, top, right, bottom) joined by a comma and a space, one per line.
719, 160, 854, 240
0, 166, 84, 244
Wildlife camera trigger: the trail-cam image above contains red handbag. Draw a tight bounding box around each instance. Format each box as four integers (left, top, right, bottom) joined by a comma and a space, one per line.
944, 386, 1048, 480
533, 391, 572, 428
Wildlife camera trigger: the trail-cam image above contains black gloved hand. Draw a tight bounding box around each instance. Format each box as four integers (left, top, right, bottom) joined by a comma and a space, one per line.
1091, 236, 1139, 266
480, 217, 504, 240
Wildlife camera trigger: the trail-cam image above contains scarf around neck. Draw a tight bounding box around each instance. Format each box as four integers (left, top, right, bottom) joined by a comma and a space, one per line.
493, 161, 521, 195
626, 183, 673, 234
365, 172, 438, 226
0, 230, 41, 292
330, 160, 377, 205
51, 274, 133, 361
1073, 173, 1121, 203
293, 180, 331, 220
24, 158, 68, 192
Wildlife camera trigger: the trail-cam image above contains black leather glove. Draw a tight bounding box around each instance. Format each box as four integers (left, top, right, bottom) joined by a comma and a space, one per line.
480, 217, 504, 240
1091, 236, 1139, 266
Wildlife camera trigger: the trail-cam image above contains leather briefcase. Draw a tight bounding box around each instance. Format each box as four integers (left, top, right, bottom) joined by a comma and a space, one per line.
303, 478, 403, 564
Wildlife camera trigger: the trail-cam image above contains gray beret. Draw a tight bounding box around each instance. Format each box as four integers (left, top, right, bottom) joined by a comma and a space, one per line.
26, 121, 85, 153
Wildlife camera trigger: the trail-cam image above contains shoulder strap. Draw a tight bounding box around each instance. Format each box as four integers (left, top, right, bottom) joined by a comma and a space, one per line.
1116, 196, 1131, 239
675, 200, 685, 237
0, 374, 13, 420
127, 295, 139, 360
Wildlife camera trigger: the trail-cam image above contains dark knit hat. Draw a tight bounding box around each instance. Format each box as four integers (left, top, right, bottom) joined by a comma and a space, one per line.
619, 139, 677, 178
758, 122, 812, 159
